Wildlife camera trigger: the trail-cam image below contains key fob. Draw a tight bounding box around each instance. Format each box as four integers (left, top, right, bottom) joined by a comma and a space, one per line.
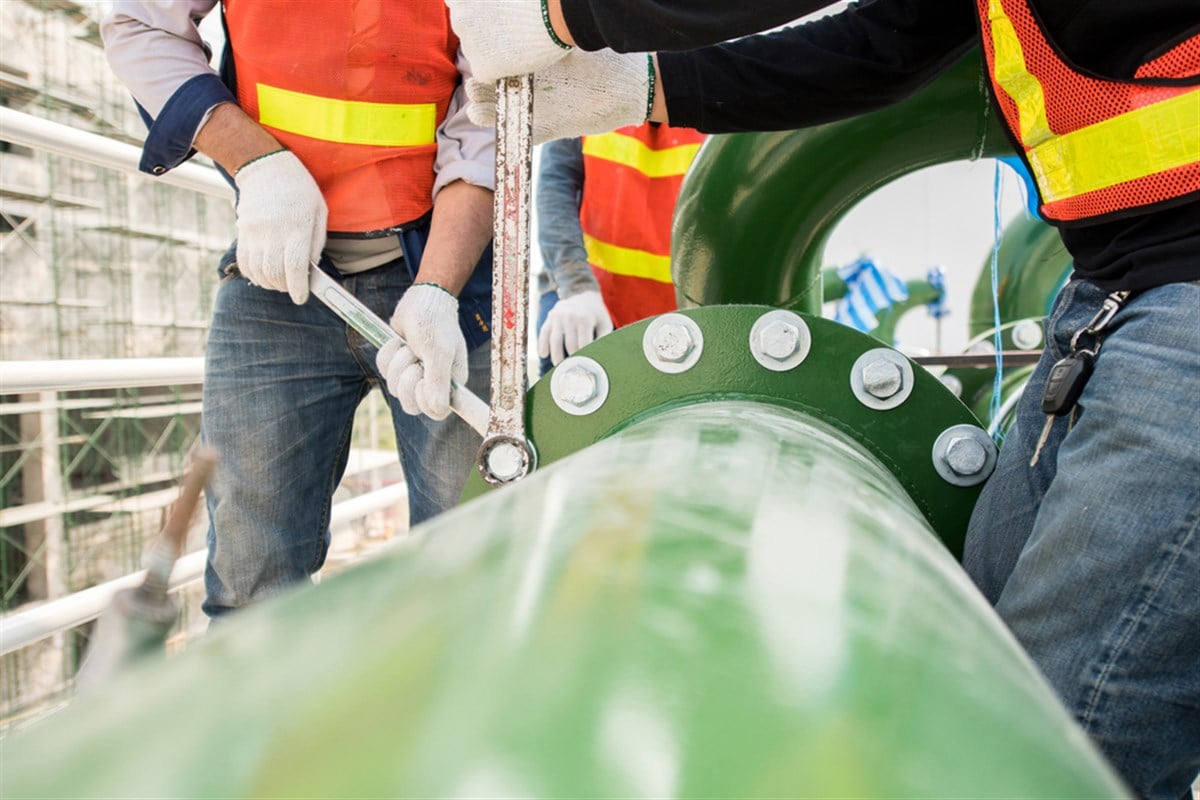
1041, 351, 1095, 416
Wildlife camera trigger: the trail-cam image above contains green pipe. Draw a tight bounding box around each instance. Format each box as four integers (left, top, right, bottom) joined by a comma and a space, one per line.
945, 216, 1068, 418
672, 51, 1013, 313
968, 213, 1071, 338
870, 278, 943, 345
820, 267, 945, 346
2, 402, 1127, 798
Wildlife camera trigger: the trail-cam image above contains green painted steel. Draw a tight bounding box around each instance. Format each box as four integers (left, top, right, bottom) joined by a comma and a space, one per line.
945, 216, 1068, 420
820, 267, 946, 346
467, 306, 984, 557
968, 214, 1071, 339
672, 51, 1013, 313
2, 402, 1128, 799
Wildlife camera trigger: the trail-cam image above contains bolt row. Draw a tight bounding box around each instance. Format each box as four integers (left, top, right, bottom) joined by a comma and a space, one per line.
547, 311, 996, 485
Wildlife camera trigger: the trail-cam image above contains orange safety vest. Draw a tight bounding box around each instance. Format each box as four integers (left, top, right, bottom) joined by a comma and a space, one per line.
224, 0, 460, 234
579, 123, 705, 327
977, 0, 1200, 223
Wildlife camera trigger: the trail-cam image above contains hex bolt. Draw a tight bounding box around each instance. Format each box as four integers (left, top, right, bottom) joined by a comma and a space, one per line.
945, 435, 988, 476
939, 373, 964, 398
758, 321, 801, 361
1011, 319, 1043, 351
556, 365, 598, 407
652, 323, 695, 363
484, 441, 524, 482
861, 359, 903, 399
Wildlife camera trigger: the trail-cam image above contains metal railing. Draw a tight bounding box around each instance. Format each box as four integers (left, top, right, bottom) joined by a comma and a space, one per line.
0, 356, 407, 652
0, 109, 406, 697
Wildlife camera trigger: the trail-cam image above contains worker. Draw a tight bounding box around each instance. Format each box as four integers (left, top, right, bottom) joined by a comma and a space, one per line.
536, 123, 705, 371
101, 0, 495, 618
446, 1, 1200, 797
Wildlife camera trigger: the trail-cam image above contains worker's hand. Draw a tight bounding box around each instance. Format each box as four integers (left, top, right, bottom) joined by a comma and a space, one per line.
539, 290, 614, 365
446, 0, 571, 83
233, 149, 326, 305
377, 283, 467, 421
466, 49, 652, 144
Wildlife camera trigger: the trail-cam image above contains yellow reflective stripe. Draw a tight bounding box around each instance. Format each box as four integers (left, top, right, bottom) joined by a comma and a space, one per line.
583, 233, 672, 284
986, 1, 1053, 146
256, 84, 437, 147
582, 133, 701, 178
987, 0, 1200, 203
1029, 91, 1200, 202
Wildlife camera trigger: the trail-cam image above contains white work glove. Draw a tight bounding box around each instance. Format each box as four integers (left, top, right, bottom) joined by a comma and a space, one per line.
233, 149, 327, 305
539, 290, 614, 366
376, 283, 467, 421
466, 49, 652, 144
446, 0, 572, 83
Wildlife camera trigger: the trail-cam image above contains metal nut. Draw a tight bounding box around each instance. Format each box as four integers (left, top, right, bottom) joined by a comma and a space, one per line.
945, 436, 988, 476
652, 323, 695, 363
484, 441, 525, 482
758, 321, 801, 361
861, 359, 903, 399
556, 365, 597, 406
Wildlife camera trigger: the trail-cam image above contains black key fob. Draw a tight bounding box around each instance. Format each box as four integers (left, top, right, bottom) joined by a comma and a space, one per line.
1041, 351, 1095, 416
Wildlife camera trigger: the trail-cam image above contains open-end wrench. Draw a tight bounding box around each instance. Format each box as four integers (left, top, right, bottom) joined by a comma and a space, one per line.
308, 265, 490, 437
476, 74, 538, 487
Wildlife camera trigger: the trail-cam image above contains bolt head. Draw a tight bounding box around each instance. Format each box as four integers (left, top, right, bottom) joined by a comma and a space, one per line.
759, 321, 800, 360
485, 441, 524, 482
861, 359, 903, 399
945, 436, 987, 476
652, 323, 695, 363
1011, 320, 1043, 351
556, 366, 597, 406
940, 374, 964, 397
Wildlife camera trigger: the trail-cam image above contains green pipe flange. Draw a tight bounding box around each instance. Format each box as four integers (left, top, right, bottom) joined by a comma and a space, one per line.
464, 305, 988, 557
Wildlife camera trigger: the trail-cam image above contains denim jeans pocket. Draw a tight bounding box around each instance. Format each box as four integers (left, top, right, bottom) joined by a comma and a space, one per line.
217, 240, 239, 281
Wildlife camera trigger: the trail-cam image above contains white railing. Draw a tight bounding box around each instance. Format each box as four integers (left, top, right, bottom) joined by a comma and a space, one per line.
0, 358, 206, 393
0, 106, 234, 201
0, 109, 405, 657
0, 481, 407, 656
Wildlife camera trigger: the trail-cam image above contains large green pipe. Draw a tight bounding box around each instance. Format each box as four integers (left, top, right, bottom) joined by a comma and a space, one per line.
821, 267, 946, 345
968, 213, 1071, 337
672, 51, 1013, 313
3, 401, 1126, 798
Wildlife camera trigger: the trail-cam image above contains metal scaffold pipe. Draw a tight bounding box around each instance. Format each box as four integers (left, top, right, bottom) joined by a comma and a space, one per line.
0, 106, 234, 201
0, 357, 205, 394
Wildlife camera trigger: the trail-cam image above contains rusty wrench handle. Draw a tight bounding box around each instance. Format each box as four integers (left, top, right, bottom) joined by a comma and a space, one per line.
477, 74, 537, 486
308, 265, 490, 436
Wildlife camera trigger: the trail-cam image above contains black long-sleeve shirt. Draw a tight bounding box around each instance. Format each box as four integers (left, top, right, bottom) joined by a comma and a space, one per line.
560, 0, 1200, 290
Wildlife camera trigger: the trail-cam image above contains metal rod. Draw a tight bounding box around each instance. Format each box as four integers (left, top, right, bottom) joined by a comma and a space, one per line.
308, 267, 490, 436
0, 106, 234, 201
0, 358, 205, 394
911, 351, 1042, 368
0, 481, 409, 656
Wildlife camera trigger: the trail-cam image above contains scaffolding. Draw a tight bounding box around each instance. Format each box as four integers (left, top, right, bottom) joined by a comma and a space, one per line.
0, 1, 403, 727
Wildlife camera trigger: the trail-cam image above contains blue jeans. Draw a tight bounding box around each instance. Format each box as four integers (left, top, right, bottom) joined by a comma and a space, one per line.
201, 260, 490, 618
536, 289, 558, 377
964, 279, 1200, 800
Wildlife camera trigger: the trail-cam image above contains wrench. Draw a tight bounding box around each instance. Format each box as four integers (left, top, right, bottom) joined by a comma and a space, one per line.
308, 265, 490, 437
476, 74, 538, 486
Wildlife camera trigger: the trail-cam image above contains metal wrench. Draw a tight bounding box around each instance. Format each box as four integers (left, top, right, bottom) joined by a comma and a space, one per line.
476, 74, 538, 486
308, 265, 490, 437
